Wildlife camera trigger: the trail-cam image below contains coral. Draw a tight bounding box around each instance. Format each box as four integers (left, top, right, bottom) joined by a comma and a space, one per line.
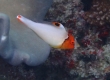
83, 0, 110, 26
103, 44, 110, 64
0, 58, 36, 80
45, 0, 110, 79
73, 0, 81, 6
81, 0, 93, 11
45, 0, 82, 23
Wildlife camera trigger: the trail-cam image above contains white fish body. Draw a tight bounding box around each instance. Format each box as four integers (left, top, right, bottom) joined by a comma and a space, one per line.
17, 15, 68, 47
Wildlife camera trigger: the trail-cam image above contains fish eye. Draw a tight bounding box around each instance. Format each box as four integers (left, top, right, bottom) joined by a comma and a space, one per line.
52, 22, 60, 27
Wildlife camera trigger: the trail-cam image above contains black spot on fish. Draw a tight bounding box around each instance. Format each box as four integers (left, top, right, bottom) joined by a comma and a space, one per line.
55, 22, 60, 27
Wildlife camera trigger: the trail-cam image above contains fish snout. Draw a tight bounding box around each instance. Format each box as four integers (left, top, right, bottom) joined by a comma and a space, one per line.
17, 15, 22, 19
16, 15, 23, 23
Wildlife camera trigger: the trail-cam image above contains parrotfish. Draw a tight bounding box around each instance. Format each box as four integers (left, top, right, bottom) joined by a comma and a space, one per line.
17, 15, 79, 49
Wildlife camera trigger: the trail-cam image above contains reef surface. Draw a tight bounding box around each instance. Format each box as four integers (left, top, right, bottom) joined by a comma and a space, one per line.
45, 0, 110, 80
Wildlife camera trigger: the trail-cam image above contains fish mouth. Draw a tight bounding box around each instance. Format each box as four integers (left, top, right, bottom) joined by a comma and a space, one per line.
16, 15, 23, 23
17, 15, 22, 19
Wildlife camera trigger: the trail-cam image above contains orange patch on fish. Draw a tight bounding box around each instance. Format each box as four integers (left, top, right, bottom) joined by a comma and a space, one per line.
59, 33, 75, 49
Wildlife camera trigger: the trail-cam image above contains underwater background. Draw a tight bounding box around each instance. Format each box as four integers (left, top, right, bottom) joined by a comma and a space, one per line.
0, 0, 110, 80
